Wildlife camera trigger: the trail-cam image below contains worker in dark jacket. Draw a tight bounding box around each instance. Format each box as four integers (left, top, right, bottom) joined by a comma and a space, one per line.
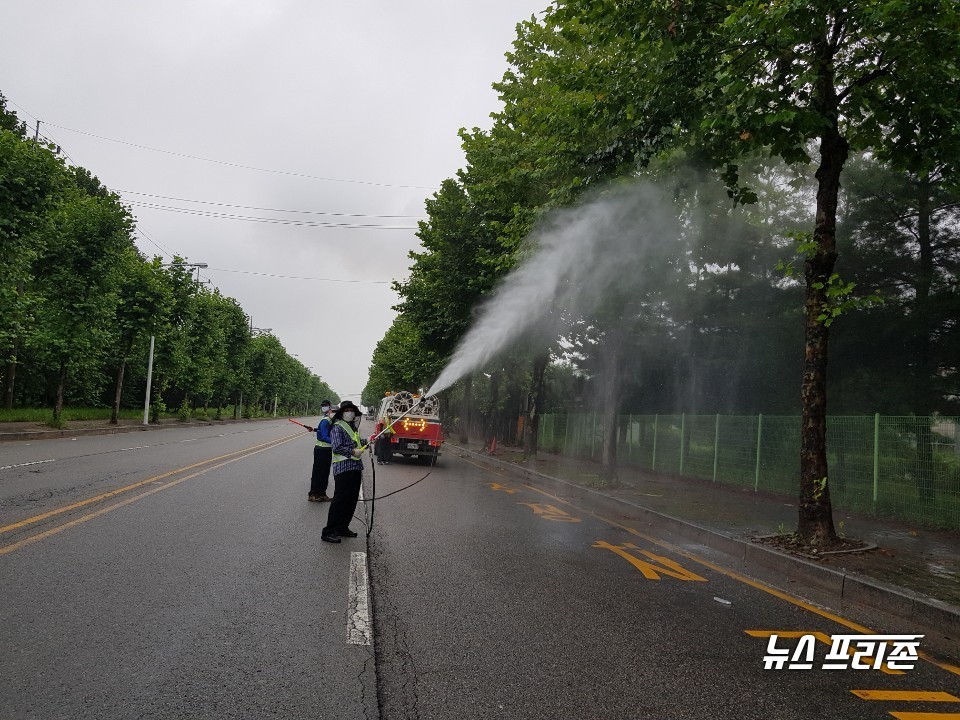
305, 400, 334, 502
322, 401, 366, 543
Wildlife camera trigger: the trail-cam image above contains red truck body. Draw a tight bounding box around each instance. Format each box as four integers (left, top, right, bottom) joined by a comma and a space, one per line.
375, 391, 443, 464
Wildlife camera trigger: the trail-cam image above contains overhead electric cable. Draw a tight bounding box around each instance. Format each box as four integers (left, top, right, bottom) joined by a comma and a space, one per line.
7, 99, 39, 122
117, 189, 426, 219
43, 121, 438, 191
135, 227, 179, 260
205, 268, 393, 284
122, 200, 418, 230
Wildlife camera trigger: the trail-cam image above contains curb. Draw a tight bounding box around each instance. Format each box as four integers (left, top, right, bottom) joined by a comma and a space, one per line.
0, 416, 284, 443
453, 444, 960, 659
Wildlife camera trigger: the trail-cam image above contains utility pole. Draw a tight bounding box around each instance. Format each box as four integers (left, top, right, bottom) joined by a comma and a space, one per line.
34, 119, 40, 142
143, 335, 155, 425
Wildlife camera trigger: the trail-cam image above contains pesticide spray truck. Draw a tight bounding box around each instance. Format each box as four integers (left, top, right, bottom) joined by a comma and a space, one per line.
375, 390, 443, 464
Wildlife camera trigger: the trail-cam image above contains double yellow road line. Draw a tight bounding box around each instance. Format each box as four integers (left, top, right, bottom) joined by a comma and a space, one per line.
0, 431, 301, 557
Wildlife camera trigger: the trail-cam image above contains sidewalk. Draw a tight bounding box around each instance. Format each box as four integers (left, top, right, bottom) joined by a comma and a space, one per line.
455, 441, 960, 659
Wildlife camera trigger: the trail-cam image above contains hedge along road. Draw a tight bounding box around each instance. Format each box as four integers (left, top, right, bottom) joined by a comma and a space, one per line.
0, 419, 378, 720
367, 451, 960, 720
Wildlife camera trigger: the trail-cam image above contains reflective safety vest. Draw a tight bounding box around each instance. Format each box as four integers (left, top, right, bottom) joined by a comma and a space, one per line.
331, 420, 363, 465
315, 415, 333, 448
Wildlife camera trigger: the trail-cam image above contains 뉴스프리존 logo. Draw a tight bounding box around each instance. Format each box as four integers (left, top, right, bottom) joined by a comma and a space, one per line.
761, 634, 922, 671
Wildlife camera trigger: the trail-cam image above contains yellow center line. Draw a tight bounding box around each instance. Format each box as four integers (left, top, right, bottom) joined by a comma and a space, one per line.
514, 481, 960, 678
0, 432, 301, 535
0, 433, 300, 557
852, 690, 959, 702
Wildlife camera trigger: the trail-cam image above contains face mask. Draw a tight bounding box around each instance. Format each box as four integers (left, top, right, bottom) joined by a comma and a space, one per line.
342, 411, 356, 422
321, 406, 331, 414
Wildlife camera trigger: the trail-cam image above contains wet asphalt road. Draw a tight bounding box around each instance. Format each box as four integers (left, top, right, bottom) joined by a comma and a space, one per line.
367, 451, 959, 719
1, 422, 957, 719
0, 420, 376, 720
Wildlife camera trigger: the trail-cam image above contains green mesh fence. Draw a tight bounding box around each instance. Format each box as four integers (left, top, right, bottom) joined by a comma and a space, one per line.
538, 413, 960, 531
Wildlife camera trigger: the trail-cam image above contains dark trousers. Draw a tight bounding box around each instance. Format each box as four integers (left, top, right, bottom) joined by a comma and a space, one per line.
309, 446, 332, 496
375, 434, 392, 463
323, 468, 362, 535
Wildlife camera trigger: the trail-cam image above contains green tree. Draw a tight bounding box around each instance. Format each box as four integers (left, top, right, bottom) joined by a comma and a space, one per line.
108, 253, 173, 423
30, 180, 134, 422
0, 128, 64, 408
361, 317, 427, 407
501, 0, 960, 545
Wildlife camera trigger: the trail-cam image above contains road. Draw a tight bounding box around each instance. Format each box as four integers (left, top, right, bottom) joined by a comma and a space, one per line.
1, 420, 957, 719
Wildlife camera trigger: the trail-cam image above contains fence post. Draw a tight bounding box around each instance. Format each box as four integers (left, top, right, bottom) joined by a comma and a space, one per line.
713, 413, 720, 483
873, 412, 880, 506
754, 413, 763, 491
652, 414, 659, 471
679, 413, 686, 476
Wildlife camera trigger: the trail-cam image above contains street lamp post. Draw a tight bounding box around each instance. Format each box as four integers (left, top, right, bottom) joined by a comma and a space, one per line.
164, 261, 208, 286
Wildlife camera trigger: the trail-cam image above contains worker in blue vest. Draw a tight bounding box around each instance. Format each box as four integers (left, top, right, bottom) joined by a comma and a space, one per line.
321, 400, 367, 543
304, 400, 334, 502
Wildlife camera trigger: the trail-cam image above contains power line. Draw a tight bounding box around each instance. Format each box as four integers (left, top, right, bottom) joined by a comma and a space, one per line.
6, 99, 39, 123
43, 121, 439, 191
122, 200, 419, 230
205, 267, 395, 285
116, 188, 426, 219
135, 227, 180, 261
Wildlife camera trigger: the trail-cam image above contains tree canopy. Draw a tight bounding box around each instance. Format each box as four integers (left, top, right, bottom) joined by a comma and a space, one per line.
363, 2, 960, 545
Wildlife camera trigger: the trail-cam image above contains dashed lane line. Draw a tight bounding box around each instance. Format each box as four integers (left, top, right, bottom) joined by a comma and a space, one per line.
0, 459, 56, 472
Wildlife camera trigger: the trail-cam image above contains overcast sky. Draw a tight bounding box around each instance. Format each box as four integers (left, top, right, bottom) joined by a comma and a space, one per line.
1, 0, 548, 406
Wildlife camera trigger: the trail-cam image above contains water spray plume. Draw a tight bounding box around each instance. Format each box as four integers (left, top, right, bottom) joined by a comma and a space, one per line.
427, 183, 681, 396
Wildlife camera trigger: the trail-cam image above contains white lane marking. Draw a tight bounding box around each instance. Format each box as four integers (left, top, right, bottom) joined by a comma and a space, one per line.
178, 439, 197, 443
0, 459, 56, 471
347, 552, 372, 645
359, 485, 365, 501
118, 446, 149, 452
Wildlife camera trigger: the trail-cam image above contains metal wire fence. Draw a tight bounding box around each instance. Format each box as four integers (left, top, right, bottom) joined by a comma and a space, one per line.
538, 413, 960, 531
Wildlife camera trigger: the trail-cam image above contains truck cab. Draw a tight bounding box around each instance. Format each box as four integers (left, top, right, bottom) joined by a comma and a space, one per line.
375, 391, 443, 465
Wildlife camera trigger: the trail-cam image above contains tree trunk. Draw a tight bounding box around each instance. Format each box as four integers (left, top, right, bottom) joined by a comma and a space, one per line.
459, 375, 472, 444
5, 282, 24, 410
523, 352, 549, 456
487, 369, 501, 443
4, 343, 17, 410
600, 328, 625, 483
54, 358, 67, 422
797, 123, 846, 546
110, 359, 127, 424
913, 177, 936, 505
